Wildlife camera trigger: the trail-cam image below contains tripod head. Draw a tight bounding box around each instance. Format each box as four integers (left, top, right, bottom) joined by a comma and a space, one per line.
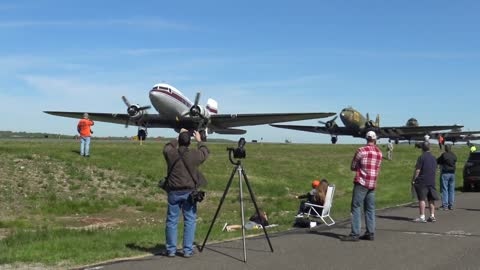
227, 137, 246, 165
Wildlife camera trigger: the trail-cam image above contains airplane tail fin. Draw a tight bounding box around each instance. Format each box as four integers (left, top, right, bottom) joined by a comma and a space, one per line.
375, 114, 380, 127
206, 98, 218, 115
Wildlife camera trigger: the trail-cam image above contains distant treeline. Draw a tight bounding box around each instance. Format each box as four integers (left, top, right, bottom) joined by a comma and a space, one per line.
0, 130, 72, 139
0, 130, 235, 143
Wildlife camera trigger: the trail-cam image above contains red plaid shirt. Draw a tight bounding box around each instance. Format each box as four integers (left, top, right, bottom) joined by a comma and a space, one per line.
351, 144, 383, 189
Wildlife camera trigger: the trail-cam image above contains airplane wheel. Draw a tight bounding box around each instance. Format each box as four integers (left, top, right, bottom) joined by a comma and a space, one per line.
331, 137, 338, 144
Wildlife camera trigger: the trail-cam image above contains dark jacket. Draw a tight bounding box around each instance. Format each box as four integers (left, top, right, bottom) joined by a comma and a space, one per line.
437, 152, 457, 174
163, 139, 209, 192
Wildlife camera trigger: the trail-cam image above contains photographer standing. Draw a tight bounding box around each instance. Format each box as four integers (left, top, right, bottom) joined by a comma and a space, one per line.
163, 129, 209, 258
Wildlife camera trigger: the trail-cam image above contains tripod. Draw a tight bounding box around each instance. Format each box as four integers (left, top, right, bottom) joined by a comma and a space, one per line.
199, 150, 274, 262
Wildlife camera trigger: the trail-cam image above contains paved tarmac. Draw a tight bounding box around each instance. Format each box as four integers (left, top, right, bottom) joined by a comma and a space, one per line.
82, 192, 480, 270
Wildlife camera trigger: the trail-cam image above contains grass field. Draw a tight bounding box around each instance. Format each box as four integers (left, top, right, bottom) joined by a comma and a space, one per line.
0, 139, 471, 268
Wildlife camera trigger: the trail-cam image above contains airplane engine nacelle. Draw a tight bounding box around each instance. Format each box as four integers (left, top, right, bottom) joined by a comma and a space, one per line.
127, 104, 146, 120
365, 120, 376, 128
325, 120, 337, 129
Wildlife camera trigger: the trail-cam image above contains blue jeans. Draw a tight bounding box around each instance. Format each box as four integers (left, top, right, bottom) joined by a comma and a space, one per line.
166, 191, 197, 255
441, 173, 455, 208
80, 136, 91, 156
351, 183, 375, 236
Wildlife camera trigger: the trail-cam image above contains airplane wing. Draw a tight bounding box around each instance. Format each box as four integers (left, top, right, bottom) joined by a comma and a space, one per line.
378, 125, 464, 136
430, 130, 480, 142
210, 112, 336, 129
44, 111, 176, 128
45, 111, 336, 133
269, 124, 351, 135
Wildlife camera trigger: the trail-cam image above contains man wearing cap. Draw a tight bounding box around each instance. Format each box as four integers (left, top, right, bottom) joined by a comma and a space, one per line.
342, 131, 382, 241
77, 113, 94, 157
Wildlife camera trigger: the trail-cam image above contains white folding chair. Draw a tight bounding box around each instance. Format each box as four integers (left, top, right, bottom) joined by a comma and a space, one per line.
303, 184, 336, 226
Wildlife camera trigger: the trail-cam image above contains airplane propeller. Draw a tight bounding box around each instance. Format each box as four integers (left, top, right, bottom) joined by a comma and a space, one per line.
319, 115, 338, 129
189, 92, 202, 117
181, 92, 206, 120
121, 96, 151, 128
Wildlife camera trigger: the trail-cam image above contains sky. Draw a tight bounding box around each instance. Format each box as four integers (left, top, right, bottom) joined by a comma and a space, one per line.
1, 0, 479, 144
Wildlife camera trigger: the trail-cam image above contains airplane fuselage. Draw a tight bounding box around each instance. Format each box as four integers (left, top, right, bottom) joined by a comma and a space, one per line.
339, 107, 366, 132
149, 83, 193, 118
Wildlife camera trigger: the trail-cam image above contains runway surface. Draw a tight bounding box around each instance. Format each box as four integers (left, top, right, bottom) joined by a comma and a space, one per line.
81, 192, 480, 270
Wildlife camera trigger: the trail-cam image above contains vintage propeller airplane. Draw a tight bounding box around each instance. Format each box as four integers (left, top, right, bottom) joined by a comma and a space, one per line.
45, 83, 336, 140
270, 107, 463, 144
387, 119, 480, 144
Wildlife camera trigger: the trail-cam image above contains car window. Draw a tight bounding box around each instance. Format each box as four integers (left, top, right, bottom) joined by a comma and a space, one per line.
468, 153, 480, 161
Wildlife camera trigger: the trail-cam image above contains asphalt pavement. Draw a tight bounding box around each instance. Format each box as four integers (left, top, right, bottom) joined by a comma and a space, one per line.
81, 192, 480, 270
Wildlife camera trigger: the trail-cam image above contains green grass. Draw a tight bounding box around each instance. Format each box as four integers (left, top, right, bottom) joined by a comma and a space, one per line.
0, 139, 471, 267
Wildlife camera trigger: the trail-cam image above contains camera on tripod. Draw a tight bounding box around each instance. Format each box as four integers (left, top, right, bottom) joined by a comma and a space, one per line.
227, 137, 246, 160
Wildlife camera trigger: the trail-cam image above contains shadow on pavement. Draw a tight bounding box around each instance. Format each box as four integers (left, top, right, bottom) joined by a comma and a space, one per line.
308, 231, 344, 240
458, 208, 480, 212
377, 215, 412, 222
126, 243, 166, 256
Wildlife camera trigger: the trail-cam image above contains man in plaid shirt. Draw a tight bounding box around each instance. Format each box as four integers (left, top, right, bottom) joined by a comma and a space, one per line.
342, 131, 383, 241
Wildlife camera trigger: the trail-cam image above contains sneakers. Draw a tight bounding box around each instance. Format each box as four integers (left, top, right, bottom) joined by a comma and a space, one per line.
439, 207, 448, 211
183, 252, 193, 258
448, 206, 454, 210
413, 217, 427, 223
166, 252, 176, 258
340, 234, 359, 242
359, 233, 375, 241
427, 216, 436, 222
222, 222, 228, 232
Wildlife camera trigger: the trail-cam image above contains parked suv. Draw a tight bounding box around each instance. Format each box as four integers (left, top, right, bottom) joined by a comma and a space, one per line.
463, 152, 480, 191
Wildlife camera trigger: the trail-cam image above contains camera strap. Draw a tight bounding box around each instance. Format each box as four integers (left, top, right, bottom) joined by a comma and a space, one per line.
178, 149, 199, 189
166, 155, 182, 182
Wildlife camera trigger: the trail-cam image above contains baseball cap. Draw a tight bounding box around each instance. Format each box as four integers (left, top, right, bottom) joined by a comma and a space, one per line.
366, 131, 377, 140
312, 180, 320, 188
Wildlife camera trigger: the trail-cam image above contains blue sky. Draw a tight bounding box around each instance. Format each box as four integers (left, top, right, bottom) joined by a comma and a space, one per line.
1, 0, 479, 143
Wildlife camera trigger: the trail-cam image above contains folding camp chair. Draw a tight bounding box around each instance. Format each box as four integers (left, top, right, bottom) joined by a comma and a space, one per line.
303, 184, 336, 226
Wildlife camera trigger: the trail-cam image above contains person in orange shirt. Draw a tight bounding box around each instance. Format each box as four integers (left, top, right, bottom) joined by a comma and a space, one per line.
77, 113, 94, 157
438, 135, 445, 150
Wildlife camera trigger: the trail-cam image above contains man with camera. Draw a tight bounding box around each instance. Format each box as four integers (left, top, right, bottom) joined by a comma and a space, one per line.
163, 128, 209, 258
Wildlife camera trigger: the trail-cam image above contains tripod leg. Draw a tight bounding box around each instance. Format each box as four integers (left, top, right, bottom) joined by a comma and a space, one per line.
237, 166, 247, 262
241, 167, 274, 252
199, 165, 238, 252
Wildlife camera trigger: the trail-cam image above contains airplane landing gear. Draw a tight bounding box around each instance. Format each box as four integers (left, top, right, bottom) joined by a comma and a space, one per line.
331, 136, 338, 144
395, 139, 399, 145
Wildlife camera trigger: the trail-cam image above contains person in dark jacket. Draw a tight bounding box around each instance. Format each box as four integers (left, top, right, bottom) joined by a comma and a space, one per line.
437, 144, 457, 210
163, 129, 209, 258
